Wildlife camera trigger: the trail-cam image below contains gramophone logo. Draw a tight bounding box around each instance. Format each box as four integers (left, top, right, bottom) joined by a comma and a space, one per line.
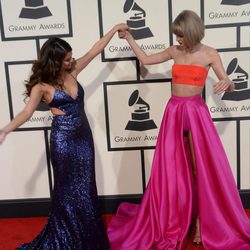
125, 90, 157, 131
221, 0, 250, 5
123, 0, 153, 40
19, 0, 52, 19
222, 58, 250, 101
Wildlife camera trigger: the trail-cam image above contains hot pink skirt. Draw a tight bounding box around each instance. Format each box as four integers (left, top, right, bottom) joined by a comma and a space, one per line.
108, 95, 250, 250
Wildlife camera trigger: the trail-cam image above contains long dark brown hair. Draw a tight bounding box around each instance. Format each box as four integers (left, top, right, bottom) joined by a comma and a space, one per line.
25, 37, 72, 97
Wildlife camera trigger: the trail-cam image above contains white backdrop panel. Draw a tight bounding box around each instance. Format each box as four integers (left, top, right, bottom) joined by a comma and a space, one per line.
100, 0, 170, 59
204, 1, 250, 25
240, 26, 250, 48
144, 149, 155, 186
206, 51, 250, 118
203, 27, 237, 49
0, 131, 50, 199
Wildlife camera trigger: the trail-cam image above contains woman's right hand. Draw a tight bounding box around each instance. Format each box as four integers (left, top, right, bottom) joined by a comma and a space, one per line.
213, 79, 234, 95
0, 130, 7, 144
115, 23, 129, 32
118, 29, 131, 40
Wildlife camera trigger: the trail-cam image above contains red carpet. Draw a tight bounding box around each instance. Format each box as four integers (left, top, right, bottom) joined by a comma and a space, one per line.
1, 211, 249, 250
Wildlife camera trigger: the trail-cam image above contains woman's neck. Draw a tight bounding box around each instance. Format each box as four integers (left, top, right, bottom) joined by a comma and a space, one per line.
59, 71, 68, 81
184, 43, 203, 53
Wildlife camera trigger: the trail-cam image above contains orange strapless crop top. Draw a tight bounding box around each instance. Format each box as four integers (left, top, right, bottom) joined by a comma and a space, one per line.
172, 64, 208, 86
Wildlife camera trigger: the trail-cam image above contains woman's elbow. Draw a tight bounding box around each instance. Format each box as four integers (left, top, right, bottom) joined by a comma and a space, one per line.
140, 58, 151, 65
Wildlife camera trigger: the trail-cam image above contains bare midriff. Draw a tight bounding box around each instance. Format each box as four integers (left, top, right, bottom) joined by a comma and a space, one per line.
171, 84, 203, 97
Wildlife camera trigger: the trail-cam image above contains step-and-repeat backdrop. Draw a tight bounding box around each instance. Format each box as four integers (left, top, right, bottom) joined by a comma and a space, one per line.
0, 0, 249, 206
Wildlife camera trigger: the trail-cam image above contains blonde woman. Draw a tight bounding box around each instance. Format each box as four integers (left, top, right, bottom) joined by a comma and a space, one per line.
108, 10, 250, 250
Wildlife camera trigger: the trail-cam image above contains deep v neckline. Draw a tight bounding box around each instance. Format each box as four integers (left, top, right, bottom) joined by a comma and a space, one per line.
60, 81, 79, 101
48, 82, 79, 106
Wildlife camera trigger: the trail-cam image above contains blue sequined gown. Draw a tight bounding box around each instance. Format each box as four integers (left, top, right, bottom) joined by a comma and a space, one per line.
17, 82, 110, 250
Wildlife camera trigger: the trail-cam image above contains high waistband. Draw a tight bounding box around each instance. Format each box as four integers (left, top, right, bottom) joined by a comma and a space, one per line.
171, 94, 202, 101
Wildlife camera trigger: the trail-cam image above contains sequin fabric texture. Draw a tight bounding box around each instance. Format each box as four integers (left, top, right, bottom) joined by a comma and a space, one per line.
17, 82, 110, 250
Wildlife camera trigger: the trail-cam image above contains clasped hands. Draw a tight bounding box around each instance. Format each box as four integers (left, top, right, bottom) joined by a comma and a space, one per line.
115, 23, 130, 39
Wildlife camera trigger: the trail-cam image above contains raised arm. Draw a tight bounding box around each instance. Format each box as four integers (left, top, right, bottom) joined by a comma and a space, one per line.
209, 48, 234, 94
119, 30, 172, 65
0, 84, 43, 144
73, 23, 128, 75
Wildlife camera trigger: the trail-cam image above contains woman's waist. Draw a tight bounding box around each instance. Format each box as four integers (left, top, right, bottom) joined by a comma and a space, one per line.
169, 93, 205, 104
171, 84, 203, 97
51, 114, 89, 129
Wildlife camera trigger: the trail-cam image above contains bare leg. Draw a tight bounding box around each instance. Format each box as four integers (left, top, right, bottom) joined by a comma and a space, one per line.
193, 216, 202, 245
188, 131, 202, 245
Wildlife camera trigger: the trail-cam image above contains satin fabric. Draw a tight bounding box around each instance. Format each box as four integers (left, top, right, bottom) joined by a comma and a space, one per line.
108, 95, 250, 250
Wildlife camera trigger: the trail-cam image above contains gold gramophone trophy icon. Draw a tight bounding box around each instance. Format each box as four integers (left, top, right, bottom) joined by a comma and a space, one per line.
125, 90, 157, 131
123, 0, 153, 40
222, 58, 250, 101
19, 0, 52, 19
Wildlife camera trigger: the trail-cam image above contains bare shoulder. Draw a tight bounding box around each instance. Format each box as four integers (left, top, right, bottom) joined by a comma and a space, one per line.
167, 45, 180, 57
202, 44, 218, 57
31, 82, 44, 93
169, 45, 179, 53
33, 82, 51, 99
201, 45, 221, 66
36, 82, 49, 93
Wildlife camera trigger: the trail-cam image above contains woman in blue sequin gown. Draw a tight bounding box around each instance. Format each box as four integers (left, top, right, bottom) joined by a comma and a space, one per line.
0, 23, 128, 249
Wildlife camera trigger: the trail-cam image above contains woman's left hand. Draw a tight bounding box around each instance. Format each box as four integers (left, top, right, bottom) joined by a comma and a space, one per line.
213, 79, 234, 95
115, 23, 129, 33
